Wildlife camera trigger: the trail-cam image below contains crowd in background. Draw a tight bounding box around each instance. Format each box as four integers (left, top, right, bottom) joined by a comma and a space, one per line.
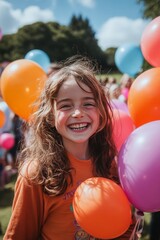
0, 108, 22, 190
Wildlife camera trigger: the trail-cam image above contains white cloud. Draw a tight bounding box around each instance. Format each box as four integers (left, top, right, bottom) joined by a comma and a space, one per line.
0, 0, 55, 35
68, 0, 95, 8
97, 17, 149, 50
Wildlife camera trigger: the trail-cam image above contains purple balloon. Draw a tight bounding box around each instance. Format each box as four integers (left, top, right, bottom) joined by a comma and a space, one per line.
118, 120, 160, 212
110, 99, 129, 115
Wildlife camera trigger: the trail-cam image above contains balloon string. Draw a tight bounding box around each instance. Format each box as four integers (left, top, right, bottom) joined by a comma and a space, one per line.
129, 211, 144, 240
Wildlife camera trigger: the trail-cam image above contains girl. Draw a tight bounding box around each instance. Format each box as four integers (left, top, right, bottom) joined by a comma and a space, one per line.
4, 56, 135, 240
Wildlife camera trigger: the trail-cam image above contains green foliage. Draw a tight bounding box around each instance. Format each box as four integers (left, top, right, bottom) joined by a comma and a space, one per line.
136, 0, 160, 19
0, 16, 107, 69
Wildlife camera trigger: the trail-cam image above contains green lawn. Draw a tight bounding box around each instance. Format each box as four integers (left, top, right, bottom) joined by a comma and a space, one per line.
0, 174, 151, 239
0, 174, 17, 240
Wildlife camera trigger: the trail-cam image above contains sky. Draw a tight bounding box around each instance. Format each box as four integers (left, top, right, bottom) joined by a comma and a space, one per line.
0, 0, 150, 50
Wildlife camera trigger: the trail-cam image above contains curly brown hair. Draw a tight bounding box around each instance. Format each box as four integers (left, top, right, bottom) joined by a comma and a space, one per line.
18, 56, 118, 196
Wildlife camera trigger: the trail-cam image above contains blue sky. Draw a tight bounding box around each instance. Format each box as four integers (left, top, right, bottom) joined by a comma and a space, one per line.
0, 0, 150, 50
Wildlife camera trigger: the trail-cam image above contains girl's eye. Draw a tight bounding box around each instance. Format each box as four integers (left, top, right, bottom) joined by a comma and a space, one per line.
59, 104, 72, 110
84, 102, 96, 107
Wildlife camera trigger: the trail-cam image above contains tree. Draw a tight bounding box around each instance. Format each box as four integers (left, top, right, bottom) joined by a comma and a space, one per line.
69, 15, 107, 69
136, 0, 160, 19
0, 16, 108, 70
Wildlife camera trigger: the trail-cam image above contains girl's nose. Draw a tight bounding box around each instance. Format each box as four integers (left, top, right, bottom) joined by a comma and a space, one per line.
72, 108, 84, 118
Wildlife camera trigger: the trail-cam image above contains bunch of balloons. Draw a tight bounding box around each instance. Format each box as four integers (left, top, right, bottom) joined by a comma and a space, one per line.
117, 17, 160, 214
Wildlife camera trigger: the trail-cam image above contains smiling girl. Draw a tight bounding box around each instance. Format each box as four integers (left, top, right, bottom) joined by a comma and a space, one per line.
4, 56, 135, 240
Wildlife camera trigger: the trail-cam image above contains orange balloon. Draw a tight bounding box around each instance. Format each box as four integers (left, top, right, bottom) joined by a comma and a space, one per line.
0, 59, 47, 121
0, 109, 6, 128
141, 17, 160, 67
73, 177, 132, 239
112, 109, 135, 151
128, 68, 160, 127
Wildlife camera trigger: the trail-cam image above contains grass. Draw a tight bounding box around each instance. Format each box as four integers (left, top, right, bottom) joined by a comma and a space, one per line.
0, 174, 17, 240
0, 174, 151, 239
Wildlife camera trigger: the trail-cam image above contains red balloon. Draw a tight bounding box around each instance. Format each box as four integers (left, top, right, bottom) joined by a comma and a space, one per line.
73, 177, 132, 239
141, 17, 160, 67
128, 68, 160, 127
112, 109, 135, 151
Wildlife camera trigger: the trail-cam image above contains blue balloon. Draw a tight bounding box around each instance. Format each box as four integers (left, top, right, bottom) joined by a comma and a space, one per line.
115, 43, 144, 77
24, 49, 51, 72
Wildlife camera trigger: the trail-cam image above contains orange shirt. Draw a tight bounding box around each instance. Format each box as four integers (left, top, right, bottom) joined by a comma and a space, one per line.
4, 153, 135, 240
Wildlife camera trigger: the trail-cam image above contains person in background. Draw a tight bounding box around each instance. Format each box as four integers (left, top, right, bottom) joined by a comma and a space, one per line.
119, 74, 133, 103
0, 148, 7, 190
4, 56, 136, 240
8, 114, 23, 167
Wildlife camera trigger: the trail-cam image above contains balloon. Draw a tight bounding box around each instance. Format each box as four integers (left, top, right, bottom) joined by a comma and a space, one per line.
141, 17, 160, 67
115, 43, 144, 77
128, 67, 160, 127
110, 99, 129, 114
0, 109, 6, 128
0, 59, 47, 121
0, 101, 12, 133
0, 133, 15, 150
73, 177, 132, 239
112, 109, 135, 151
24, 49, 51, 72
118, 121, 160, 212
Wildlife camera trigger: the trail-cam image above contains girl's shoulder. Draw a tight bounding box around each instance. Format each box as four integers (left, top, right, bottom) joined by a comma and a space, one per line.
20, 160, 38, 179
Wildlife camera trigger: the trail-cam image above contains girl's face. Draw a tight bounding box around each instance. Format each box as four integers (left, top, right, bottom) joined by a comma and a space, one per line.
53, 76, 100, 147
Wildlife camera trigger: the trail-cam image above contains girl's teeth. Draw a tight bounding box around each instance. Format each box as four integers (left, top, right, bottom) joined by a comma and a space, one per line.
70, 123, 88, 130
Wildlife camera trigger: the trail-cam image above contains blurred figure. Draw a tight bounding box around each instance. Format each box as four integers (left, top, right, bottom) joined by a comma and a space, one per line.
8, 114, 23, 166
0, 148, 7, 190
119, 74, 133, 103
109, 83, 121, 100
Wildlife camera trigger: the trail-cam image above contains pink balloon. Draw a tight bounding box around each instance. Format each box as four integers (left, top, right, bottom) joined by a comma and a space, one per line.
112, 109, 135, 151
118, 121, 160, 212
0, 133, 15, 150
